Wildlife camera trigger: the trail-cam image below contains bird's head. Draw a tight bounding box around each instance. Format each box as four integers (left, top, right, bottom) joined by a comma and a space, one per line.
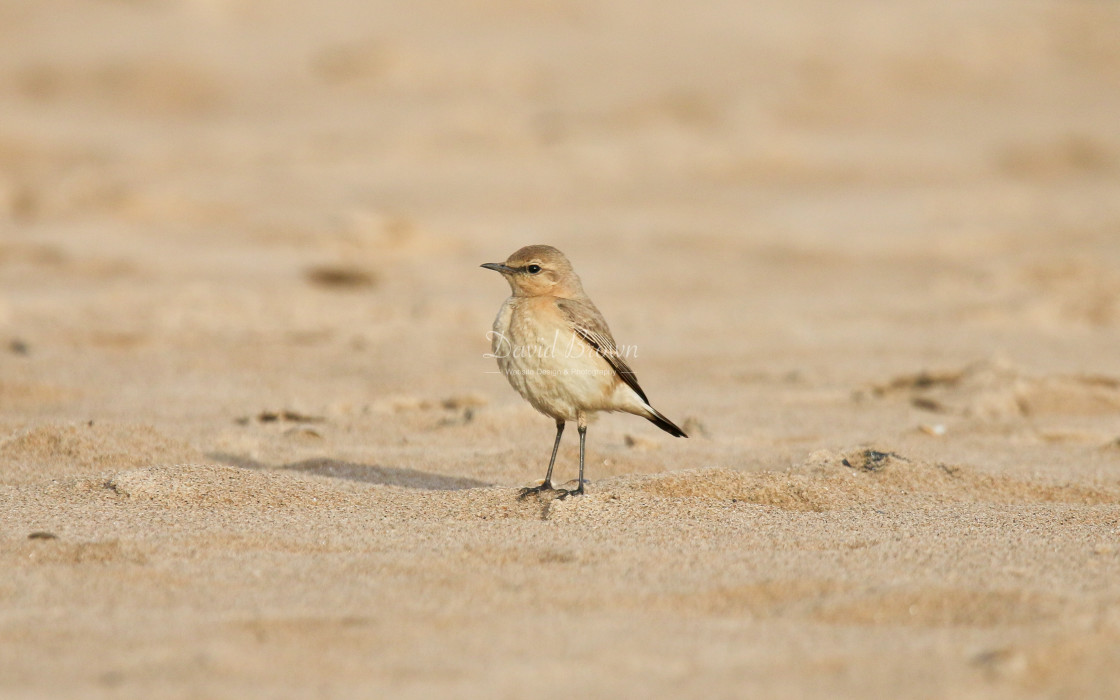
481, 245, 585, 298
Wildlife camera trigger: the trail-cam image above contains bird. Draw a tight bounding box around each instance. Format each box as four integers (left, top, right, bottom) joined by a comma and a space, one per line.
481, 244, 687, 498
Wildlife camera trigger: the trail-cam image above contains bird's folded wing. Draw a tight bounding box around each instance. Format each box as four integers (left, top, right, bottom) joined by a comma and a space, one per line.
556, 298, 650, 404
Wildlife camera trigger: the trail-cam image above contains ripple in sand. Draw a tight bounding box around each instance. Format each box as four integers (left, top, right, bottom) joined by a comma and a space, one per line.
622, 447, 1116, 511
0, 423, 202, 485
100, 464, 363, 510
8, 537, 149, 566
813, 587, 1064, 627
862, 359, 1120, 419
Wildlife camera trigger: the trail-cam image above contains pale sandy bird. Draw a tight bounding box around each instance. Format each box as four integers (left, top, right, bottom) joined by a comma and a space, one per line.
482, 245, 687, 498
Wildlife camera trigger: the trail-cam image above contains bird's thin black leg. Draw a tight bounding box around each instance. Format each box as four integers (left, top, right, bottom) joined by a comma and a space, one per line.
558, 425, 587, 498
518, 420, 564, 499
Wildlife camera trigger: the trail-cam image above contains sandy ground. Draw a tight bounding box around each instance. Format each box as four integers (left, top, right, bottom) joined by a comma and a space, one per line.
3, 0, 1120, 697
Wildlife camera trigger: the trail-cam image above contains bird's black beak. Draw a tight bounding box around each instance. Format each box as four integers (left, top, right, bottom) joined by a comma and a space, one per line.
480, 262, 516, 274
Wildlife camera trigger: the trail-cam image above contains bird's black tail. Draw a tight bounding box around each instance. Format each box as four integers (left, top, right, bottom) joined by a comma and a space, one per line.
645, 406, 688, 438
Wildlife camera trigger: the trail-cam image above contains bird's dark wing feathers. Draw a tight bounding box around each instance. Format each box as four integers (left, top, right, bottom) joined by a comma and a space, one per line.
556, 298, 649, 405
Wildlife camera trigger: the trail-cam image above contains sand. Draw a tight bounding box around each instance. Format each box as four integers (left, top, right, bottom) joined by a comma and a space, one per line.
2, 0, 1120, 697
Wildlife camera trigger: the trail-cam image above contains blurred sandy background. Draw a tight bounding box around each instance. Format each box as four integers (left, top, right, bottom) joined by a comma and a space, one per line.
2, 0, 1120, 697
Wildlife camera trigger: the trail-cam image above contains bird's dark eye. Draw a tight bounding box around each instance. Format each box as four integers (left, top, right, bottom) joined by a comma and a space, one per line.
526, 264, 542, 274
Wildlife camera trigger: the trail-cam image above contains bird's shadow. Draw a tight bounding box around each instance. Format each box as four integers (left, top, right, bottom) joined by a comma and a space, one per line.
207, 453, 491, 491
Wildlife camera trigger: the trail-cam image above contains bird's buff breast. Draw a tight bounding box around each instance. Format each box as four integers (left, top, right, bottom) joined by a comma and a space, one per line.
491, 298, 617, 420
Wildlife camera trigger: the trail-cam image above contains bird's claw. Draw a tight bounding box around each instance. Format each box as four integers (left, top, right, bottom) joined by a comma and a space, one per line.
517, 482, 555, 500
555, 486, 585, 499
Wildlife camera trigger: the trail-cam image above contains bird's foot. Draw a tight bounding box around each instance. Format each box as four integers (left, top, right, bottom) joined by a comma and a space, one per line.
556, 483, 586, 499
517, 482, 556, 500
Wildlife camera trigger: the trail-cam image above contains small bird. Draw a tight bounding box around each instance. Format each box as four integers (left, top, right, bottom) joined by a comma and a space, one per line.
482, 245, 687, 498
